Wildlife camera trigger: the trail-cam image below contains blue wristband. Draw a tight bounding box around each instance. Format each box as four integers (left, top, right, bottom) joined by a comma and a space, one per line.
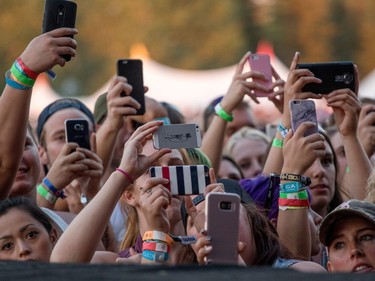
280, 181, 305, 193
42, 178, 66, 199
277, 123, 289, 139
142, 250, 169, 262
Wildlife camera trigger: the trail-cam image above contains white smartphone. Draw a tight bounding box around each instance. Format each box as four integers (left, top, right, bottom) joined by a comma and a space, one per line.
153, 123, 202, 149
205, 192, 240, 265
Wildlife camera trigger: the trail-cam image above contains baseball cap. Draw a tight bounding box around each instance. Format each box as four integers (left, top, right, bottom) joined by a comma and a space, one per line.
37, 98, 95, 141
319, 200, 375, 246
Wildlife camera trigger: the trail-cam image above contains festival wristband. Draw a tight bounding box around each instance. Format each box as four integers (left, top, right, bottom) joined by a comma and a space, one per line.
142, 250, 169, 262
279, 181, 304, 193
142, 241, 170, 253
214, 103, 233, 122
280, 173, 311, 186
37, 184, 57, 204
143, 231, 174, 245
279, 189, 309, 200
42, 177, 66, 199
16, 57, 39, 80
169, 235, 197, 245
277, 123, 289, 139
272, 138, 283, 148
5, 71, 31, 90
10, 63, 36, 87
278, 198, 309, 207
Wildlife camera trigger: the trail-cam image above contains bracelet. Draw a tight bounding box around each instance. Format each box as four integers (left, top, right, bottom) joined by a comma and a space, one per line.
143, 231, 174, 245
115, 168, 135, 184
16, 57, 39, 80
142, 241, 170, 253
5, 71, 31, 90
169, 235, 197, 245
277, 123, 289, 139
279, 181, 304, 193
37, 184, 57, 204
10, 63, 35, 87
142, 250, 169, 262
214, 103, 233, 122
280, 173, 311, 186
42, 178, 66, 199
192, 194, 205, 206
278, 198, 309, 208
280, 189, 309, 200
272, 138, 283, 148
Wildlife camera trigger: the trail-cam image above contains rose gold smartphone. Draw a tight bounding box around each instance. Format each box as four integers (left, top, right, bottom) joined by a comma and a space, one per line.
248, 53, 273, 97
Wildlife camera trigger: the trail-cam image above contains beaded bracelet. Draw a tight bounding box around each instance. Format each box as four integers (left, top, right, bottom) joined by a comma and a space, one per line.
214, 103, 233, 122
37, 184, 57, 204
42, 178, 66, 199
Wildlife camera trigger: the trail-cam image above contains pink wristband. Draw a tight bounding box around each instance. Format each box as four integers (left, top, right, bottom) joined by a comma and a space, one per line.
116, 168, 135, 183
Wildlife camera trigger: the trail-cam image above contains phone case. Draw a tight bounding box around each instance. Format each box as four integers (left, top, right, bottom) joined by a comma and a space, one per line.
248, 53, 273, 97
42, 0, 77, 61
65, 119, 91, 150
296, 61, 355, 94
117, 59, 145, 115
153, 124, 202, 149
149, 165, 209, 195
290, 100, 318, 137
205, 192, 240, 265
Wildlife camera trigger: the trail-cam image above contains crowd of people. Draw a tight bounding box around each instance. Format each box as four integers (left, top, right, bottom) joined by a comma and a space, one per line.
0, 26, 374, 274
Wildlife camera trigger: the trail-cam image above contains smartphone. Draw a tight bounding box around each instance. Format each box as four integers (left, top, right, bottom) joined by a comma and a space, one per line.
205, 192, 240, 265
149, 165, 209, 195
248, 53, 273, 97
296, 61, 355, 94
42, 0, 77, 61
265, 123, 278, 138
117, 59, 145, 115
153, 124, 202, 149
65, 119, 91, 150
290, 99, 319, 137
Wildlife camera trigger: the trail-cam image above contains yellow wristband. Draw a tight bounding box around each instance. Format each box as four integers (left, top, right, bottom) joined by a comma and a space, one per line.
143, 231, 174, 245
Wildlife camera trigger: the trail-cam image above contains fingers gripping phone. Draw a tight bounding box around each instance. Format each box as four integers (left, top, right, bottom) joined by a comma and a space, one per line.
42, 0, 77, 61
149, 165, 209, 195
296, 61, 355, 94
153, 123, 202, 149
205, 192, 240, 265
290, 100, 319, 137
117, 59, 145, 115
65, 119, 91, 150
248, 53, 273, 97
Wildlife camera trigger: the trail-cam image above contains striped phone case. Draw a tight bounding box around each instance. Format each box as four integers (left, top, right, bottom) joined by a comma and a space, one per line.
149, 165, 210, 195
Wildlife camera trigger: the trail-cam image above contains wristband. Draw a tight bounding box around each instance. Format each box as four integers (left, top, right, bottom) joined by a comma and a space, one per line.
42, 178, 66, 199
116, 168, 135, 184
37, 184, 57, 204
142, 250, 169, 262
142, 241, 170, 253
143, 231, 174, 245
279, 189, 309, 200
170, 235, 197, 245
155, 117, 171, 125
192, 194, 205, 206
16, 57, 39, 80
5, 71, 31, 90
280, 173, 311, 186
272, 138, 283, 148
278, 198, 309, 208
279, 181, 304, 193
277, 123, 289, 139
214, 103, 233, 122
10, 63, 36, 87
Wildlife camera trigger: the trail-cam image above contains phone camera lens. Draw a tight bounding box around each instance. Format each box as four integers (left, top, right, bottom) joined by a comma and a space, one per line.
220, 201, 231, 210
343, 73, 353, 85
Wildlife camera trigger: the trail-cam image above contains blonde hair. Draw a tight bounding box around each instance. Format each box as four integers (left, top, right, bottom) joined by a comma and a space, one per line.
224, 126, 271, 156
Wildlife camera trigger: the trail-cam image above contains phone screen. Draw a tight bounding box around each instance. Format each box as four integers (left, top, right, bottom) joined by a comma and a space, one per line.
117, 59, 145, 115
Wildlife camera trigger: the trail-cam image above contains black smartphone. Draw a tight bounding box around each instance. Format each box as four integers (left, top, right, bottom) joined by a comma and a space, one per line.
296, 61, 355, 95
65, 119, 91, 150
42, 0, 77, 61
117, 59, 145, 115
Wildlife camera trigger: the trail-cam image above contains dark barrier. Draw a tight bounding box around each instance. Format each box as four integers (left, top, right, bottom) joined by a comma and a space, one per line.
0, 261, 373, 281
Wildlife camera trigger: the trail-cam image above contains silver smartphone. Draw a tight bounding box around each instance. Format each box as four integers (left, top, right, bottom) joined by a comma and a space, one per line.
153, 123, 202, 149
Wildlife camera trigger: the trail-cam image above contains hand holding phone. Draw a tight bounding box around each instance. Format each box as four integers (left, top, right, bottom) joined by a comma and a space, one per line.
290, 100, 318, 137
296, 61, 355, 94
205, 192, 240, 265
248, 53, 273, 97
149, 165, 209, 195
153, 124, 202, 149
42, 0, 77, 62
65, 119, 91, 150
117, 59, 145, 115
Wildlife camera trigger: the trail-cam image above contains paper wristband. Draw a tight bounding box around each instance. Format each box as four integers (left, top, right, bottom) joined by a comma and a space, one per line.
142, 250, 169, 262
279, 181, 304, 193
279, 190, 309, 200
142, 241, 170, 253
278, 198, 309, 207
272, 138, 283, 148
279, 205, 307, 211
143, 231, 174, 245
37, 184, 57, 204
